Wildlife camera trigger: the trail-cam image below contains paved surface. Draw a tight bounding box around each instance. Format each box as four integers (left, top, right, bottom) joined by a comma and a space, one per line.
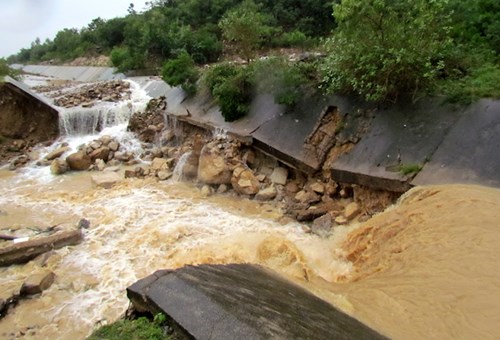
127, 264, 387, 340
21, 65, 123, 82
413, 99, 500, 187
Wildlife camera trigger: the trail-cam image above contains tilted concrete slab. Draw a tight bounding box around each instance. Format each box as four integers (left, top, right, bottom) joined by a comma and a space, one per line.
3, 76, 59, 112
330, 99, 464, 191
21, 65, 124, 82
127, 264, 387, 339
413, 99, 500, 187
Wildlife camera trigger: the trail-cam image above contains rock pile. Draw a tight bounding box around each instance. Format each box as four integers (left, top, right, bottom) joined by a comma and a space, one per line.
127, 96, 167, 143
53, 80, 131, 108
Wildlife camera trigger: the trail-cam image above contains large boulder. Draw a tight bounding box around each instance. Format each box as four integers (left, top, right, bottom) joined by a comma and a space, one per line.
50, 159, 68, 175
231, 167, 260, 196
66, 151, 91, 171
20, 271, 55, 296
198, 145, 232, 185
89, 146, 110, 162
91, 172, 122, 189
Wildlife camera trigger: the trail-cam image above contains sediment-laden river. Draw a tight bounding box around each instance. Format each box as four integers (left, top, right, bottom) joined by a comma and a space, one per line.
1, 77, 499, 339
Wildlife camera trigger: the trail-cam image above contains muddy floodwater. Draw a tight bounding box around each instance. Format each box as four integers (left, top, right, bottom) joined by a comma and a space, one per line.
1, 167, 499, 339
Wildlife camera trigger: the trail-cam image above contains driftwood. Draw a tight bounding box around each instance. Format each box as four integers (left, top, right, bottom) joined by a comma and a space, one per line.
0, 229, 83, 267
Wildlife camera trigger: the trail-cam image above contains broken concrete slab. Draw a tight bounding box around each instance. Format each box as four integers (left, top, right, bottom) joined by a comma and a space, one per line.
127, 263, 387, 340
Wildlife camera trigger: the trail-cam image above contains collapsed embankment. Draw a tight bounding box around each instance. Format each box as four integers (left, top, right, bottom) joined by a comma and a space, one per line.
0, 77, 59, 166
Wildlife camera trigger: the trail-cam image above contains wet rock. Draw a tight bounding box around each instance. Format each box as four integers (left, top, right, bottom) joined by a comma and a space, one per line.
89, 146, 110, 162
255, 186, 277, 201
114, 151, 133, 162
104, 166, 120, 172
91, 172, 122, 189
45, 146, 69, 161
9, 155, 29, 169
285, 182, 301, 194
50, 159, 68, 175
311, 214, 332, 238
217, 184, 229, 194
295, 190, 320, 204
151, 157, 169, 172
325, 180, 339, 196
157, 170, 173, 181
231, 167, 260, 196
201, 185, 213, 197
270, 167, 288, 185
108, 141, 120, 152
66, 151, 91, 171
124, 170, 136, 178
99, 135, 112, 146
95, 159, 106, 171
335, 215, 348, 225
344, 202, 361, 221
89, 141, 102, 150
310, 182, 325, 194
242, 150, 256, 167
78, 219, 91, 229
293, 201, 342, 222
20, 271, 55, 296
198, 146, 232, 185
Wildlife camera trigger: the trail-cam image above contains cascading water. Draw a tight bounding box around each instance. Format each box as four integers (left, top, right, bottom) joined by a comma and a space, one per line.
171, 151, 192, 182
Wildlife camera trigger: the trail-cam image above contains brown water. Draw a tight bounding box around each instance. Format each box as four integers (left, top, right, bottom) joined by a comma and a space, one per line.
1, 169, 499, 339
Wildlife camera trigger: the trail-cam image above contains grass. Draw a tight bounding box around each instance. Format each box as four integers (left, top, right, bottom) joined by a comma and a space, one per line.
398, 163, 423, 176
87, 315, 171, 340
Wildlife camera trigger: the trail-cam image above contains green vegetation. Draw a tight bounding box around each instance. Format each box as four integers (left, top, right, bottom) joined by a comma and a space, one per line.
0, 59, 18, 81
161, 51, 199, 94
320, 0, 453, 103
6, 0, 500, 121
398, 164, 423, 176
253, 57, 317, 106
219, 0, 273, 62
87, 315, 170, 340
204, 63, 253, 121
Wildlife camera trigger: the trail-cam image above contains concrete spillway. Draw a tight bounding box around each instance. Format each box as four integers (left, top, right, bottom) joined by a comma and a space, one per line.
15, 64, 500, 190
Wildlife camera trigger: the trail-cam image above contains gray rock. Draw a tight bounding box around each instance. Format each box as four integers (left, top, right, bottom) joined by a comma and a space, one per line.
270, 167, 288, 185
311, 214, 332, 238
91, 172, 122, 189
20, 271, 55, 296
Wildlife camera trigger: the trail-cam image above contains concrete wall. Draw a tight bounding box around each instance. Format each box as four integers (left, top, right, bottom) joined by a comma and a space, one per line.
19, 65, 500, 191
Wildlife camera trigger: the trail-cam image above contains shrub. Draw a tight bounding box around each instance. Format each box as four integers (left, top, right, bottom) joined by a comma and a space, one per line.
161, 51, 199, 95
110, 46, 144, 73
204, 63, 253, 121
0, 59, 18, 81
252, 57, 316, 107
321, 0, 453, 103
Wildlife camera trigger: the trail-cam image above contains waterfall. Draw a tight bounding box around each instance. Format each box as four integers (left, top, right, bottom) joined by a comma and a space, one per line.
172, 151, 192, 182
213, 127, 228, 140
57, 80, 150, 136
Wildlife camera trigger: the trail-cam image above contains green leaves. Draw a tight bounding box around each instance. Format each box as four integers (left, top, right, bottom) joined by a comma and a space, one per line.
161, 51, 199, 95
322, 0, 453, 103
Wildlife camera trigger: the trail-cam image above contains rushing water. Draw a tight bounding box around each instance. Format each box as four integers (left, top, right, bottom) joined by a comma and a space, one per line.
1, 77, 499, 339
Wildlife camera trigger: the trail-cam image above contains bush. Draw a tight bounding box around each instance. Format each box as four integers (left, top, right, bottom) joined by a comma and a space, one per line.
110, 46, 145, 73
321, 0, 453, 103
0, 59, 18, 81
161, 51, 199, 95
252, 57, 317, 107
440, 63, 500, 103
204, 63, 253, 121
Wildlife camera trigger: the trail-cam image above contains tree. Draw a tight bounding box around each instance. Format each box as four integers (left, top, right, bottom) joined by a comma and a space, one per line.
321, 0, 453, 103
218, 0, 273, 62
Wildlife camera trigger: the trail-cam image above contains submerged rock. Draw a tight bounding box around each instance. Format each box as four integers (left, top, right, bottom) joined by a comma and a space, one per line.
91, 172, 122, 189
50, 159, 69, 175
20, 271, 55, 296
